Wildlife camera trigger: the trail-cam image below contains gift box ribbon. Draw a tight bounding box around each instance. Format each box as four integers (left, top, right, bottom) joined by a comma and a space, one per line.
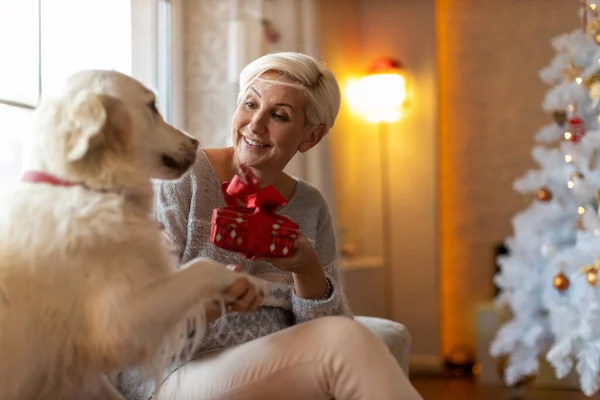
222, 164, 288, 212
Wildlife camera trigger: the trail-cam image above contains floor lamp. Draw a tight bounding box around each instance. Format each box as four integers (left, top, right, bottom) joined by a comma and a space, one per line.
346, 58, 408, 319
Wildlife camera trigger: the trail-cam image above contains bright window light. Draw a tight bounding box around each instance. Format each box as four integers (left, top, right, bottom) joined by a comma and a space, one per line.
40, 0, 132, 96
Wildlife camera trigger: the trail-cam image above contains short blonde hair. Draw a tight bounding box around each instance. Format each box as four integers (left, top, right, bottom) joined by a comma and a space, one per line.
237, 52, 341, 132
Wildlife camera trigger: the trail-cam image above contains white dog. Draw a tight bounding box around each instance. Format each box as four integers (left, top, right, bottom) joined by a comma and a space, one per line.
0, 70, 265, 399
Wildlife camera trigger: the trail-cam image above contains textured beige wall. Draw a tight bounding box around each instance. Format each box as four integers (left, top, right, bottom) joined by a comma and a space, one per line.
180, 0, 262, 146
437, 0, 579, 356
320, 0, 440, 361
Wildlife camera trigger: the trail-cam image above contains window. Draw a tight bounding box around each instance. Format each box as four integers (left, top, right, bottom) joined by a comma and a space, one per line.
40, 0, 132, 97
0, 0, 161, 187
0, 104, 33, 186
0, 0, 39, 108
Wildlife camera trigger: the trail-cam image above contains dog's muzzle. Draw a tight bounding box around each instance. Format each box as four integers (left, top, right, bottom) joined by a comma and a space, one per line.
161, 154, 195, 172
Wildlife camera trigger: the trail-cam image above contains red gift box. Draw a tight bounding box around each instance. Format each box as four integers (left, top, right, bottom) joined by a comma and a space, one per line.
210, 165, 299, 259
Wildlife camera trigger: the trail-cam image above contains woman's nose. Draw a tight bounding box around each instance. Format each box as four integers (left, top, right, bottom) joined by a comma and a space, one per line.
249, 112, 267, 134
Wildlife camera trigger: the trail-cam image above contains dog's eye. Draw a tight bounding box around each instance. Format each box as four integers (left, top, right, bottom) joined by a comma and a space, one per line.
148, 101, 159, 115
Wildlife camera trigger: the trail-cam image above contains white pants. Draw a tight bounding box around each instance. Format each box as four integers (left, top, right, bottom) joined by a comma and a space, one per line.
155, 316, 423, 400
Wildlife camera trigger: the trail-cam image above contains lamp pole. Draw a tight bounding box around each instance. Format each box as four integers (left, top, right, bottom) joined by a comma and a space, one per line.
379, 121, 393, 320
345, 58, 406, 320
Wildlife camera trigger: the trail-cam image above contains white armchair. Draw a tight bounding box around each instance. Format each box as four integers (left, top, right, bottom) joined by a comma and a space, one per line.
355, 316, 411, 376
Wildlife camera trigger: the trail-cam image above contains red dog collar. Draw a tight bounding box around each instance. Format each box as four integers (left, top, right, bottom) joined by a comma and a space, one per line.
22, 171, 86, 189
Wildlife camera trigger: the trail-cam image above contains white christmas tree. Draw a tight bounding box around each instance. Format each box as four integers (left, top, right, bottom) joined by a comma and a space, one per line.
491, 1, 600, 396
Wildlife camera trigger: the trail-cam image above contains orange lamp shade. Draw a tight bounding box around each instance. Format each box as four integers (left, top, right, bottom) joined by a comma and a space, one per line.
345, 57, 408, 123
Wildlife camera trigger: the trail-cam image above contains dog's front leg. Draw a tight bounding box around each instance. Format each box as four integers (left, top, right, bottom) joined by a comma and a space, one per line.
94, 257, 263, 369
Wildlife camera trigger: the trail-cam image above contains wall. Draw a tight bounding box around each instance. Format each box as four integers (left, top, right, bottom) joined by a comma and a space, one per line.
181, 0, 262, 146
319, 0, 440, 363
437, 0, 579, 357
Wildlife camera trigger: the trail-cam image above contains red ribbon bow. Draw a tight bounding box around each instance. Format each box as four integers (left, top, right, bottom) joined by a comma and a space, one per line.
221, 164, 288, 212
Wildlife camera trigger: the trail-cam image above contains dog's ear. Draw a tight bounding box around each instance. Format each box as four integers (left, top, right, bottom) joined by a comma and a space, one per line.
65, 91, 108, 162
65, 92, 132, 162
98, 94, 132, 156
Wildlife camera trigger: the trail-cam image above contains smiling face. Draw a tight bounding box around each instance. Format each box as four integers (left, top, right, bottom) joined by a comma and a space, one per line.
231, 72, 324, 174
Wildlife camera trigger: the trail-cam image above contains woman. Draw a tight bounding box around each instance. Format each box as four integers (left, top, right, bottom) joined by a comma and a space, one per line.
131, 52, 422, 400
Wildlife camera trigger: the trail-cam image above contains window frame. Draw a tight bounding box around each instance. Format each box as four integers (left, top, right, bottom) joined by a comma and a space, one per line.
0, 0, 171, 112
132, 0, 181, 128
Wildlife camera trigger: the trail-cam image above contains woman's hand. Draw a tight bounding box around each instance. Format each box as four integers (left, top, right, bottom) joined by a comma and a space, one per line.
261, 233, 321, 275
261, 233, 329, 300
205, 265, 264, 323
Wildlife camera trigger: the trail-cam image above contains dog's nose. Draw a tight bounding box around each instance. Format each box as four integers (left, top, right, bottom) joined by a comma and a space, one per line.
190, 137, 199, 149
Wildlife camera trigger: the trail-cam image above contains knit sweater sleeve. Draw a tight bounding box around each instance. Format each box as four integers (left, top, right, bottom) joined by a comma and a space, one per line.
291, 194, 353, 324
153, 168, 196, 262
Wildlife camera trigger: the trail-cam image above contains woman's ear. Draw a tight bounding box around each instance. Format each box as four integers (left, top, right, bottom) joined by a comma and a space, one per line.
298, 124, 327, 153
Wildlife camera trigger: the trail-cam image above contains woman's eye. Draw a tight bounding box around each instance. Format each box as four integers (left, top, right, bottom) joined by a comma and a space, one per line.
244, 101, 257, 110
272, 112, 289, 122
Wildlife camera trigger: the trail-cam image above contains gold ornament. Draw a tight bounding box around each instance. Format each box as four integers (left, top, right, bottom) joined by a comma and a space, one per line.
584, 70, 600, 90
553, 272, 570, 292
589, 79, 600, 102
587, 6, 600, 43
571, 171, 585, 180
536, 187, 552, 202
588, 269, 598, 286
580, 259, 600, 286
561, 56, 584, 83
552, 110, 567, 127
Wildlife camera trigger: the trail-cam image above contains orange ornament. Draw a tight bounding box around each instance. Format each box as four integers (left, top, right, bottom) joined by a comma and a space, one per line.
536, 187, 553, 202
553, 272, 570, 292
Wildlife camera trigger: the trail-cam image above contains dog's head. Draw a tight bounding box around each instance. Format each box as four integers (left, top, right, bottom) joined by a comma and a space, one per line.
29, 70, 198, 185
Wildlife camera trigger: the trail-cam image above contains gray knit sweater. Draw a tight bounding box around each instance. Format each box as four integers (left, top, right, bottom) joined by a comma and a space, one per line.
119, 149, 351, 399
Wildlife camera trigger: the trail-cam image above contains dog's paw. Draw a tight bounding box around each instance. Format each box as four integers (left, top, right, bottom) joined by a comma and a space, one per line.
181, 257, 267, 304
244, 275, 268, 300
181, 257, 238, 286
217, 273, 267, 306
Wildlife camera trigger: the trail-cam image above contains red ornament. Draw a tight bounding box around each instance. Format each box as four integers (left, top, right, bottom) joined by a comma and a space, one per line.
210, 165, 299, 260
565, 115, 586, 143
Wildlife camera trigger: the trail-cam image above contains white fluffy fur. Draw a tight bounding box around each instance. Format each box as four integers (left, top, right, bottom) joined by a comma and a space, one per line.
0, 70, 266, 400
